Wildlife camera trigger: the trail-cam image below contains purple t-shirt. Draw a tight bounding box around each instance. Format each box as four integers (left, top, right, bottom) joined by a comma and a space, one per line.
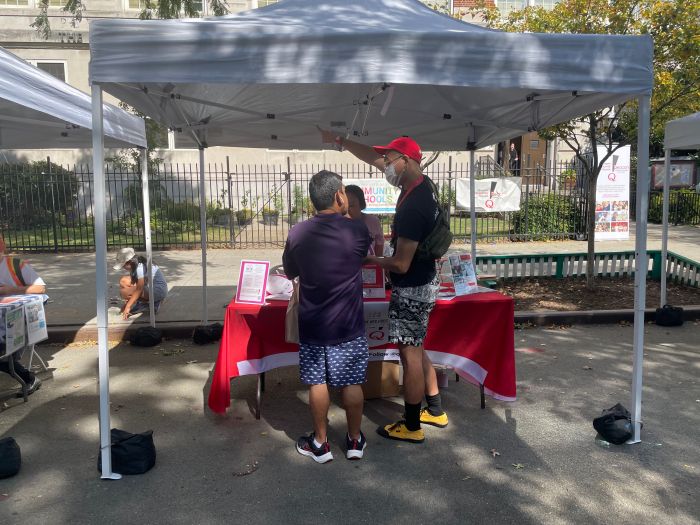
283, 213, 371, 345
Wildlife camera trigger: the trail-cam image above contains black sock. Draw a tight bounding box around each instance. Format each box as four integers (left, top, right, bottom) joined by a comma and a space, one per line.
405, 402, 422, 431
425, 393, 443, 416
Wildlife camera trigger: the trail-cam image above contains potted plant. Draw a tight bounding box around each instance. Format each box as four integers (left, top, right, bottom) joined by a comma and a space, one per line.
558, 168, 577, 190
236, 190, 254, 226
289, 184, 305, 225
262, 184, 282, 226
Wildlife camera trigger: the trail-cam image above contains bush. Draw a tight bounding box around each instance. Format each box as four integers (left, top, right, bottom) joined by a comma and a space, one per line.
165, 202, 200, 222
512, 193, 584, 240
648, 190, 700, 225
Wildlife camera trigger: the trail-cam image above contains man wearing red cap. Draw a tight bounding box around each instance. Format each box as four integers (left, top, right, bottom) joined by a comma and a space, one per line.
318, 128, 448, 444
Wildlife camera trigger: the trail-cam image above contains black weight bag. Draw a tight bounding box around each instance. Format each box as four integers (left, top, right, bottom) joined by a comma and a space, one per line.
98, 428, 156, 475
130, 326, 163, 347
192, 323, 223, 345
655, 304, 684, 327
0, 437, 21, 479
592, 403, 634, 445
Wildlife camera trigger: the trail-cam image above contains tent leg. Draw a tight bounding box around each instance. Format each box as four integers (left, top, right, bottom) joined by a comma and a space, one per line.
469, 149, 476, 262
141, 149, 155, 328
92, 83, 121, 480
660, 150, 671, 307
629, 94, 651, 445
199, 147, 208, 325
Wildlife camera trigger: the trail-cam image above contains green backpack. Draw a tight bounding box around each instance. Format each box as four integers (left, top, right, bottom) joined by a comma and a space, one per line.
414, 177, 453, 261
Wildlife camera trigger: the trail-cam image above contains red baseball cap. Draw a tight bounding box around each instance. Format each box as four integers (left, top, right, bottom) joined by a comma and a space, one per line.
373, 137, 422, 163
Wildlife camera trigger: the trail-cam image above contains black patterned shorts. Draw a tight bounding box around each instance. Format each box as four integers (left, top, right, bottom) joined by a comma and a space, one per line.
389, 275, 439, 346
299, 335, 368, 387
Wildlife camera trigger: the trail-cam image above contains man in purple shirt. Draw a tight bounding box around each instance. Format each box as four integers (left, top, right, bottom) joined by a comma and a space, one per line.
283, 170, 371, 463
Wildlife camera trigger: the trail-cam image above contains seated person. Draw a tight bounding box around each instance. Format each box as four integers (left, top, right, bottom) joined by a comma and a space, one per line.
0, 233, 44, 395
114, 247, 168, 319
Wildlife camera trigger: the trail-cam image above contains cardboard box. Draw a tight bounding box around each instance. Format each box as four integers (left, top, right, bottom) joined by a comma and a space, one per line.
362, 361, 401, 399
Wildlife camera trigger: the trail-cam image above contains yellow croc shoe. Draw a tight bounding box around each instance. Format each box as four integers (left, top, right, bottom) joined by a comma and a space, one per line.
420, 408, 449, 428
376, 421, 425, 443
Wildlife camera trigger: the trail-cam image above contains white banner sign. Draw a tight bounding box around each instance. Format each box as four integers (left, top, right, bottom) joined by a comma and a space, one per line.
595, 145, 631, 240
456, 177, 522, 212
343, 178, 401, 214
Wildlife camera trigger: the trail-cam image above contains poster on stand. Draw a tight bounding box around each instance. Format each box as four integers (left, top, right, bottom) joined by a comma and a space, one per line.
595, 145, 631, 240
235, 260, 270, 305
448, 253, 478, 295
362, 264, 385, 298
25, 300, 48, 345
2, 303, 26, 356
343, 178, 401, 214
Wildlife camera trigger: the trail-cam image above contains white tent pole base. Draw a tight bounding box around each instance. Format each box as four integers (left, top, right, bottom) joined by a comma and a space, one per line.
630, 94, 651, 444
92, 83, 119, 479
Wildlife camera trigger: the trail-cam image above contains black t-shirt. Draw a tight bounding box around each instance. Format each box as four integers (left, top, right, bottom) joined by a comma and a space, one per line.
390, 177, 439, 287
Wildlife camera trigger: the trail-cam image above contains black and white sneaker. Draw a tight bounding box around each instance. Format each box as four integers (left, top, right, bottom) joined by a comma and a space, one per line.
296, 433, 333, 464
345, 431, 367, 460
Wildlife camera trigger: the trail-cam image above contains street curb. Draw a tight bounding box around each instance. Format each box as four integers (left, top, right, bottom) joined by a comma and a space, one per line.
515, 306, 700, 326
44, 306, 700, 343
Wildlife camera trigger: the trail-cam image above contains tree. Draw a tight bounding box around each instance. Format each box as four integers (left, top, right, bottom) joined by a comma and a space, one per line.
31, 0, 229, 39
471, 0, 700, 286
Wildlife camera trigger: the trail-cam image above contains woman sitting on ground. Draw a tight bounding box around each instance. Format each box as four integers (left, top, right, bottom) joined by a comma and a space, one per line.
114, 247, 168, 319
344, 185, 385, 256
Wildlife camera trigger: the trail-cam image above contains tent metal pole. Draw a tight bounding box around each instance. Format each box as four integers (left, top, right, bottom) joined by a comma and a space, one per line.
199, 147, 208, 325
141, 149, 155, 327
660, 150, 671, 307
629, 94, 651, 445
92, 83, 120, 480
469, 150, 476, 263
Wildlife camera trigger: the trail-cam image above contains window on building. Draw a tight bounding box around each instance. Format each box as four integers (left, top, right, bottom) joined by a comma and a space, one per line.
36, 62, 66, 82
127, 0, 203, 14
47, 0, 69, 7
258, 0, 279, 6
0, 0, 29, 6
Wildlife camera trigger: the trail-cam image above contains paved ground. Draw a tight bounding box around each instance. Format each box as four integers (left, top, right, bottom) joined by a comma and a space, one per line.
18, 222, 700, 333
0, 323, 698, 524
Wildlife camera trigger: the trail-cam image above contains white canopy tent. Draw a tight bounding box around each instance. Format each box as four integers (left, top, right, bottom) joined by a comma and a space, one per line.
89, 0, 653, 475
660, 112, 700, 306
0, 46, 148, 479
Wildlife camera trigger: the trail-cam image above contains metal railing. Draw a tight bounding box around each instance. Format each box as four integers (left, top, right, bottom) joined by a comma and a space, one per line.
2, 157, 590, 252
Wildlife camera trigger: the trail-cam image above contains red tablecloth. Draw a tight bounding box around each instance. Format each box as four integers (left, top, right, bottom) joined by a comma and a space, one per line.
208, 291, 515, 414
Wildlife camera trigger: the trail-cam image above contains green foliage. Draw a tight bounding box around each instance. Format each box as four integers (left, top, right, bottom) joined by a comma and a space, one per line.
512, 194, 584, 240
437, 181, 456, 209
290, 184, 306, 215
0, 161, 79, 229
648, 190, 700, 224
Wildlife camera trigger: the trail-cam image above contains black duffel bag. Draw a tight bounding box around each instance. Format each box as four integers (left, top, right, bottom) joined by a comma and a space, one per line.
192, 323, 223, 345
655, 304, 684, 327
130, 326, 163, 347
0, 437, 21, 479
593, 403, 634, 445
98, 428, 156, 475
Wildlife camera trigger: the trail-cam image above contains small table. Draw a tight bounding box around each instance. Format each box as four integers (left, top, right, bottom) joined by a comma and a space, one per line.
0, 295, 48, 402
208, 291, 516, 416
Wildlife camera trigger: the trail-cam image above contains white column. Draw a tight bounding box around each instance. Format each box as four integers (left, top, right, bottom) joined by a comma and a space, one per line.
660, 149, 671, 307
629, 94, 651, 444
92, 84, 120, 480
141, 150, 155, 327
469, 149, 477, 263
199, 147, 208, 325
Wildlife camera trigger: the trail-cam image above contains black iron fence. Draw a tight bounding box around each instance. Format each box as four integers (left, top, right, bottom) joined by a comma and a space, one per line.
1, 157, 599, 252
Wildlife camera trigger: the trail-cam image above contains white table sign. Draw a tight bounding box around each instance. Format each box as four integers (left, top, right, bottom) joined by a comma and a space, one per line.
235, 260, 270, 305
25, 300, 48, 345
3, 303, 26, 355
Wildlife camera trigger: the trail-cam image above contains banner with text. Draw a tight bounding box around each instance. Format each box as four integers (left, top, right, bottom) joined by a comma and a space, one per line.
456, 177, 522, 212
595, 145, 631, 240
343, 178, 401, 214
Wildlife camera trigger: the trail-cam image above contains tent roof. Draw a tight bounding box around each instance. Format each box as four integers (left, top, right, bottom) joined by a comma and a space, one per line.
0, 47, 146, 149
89, 0, 652, 151
664, 112, 700, 150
